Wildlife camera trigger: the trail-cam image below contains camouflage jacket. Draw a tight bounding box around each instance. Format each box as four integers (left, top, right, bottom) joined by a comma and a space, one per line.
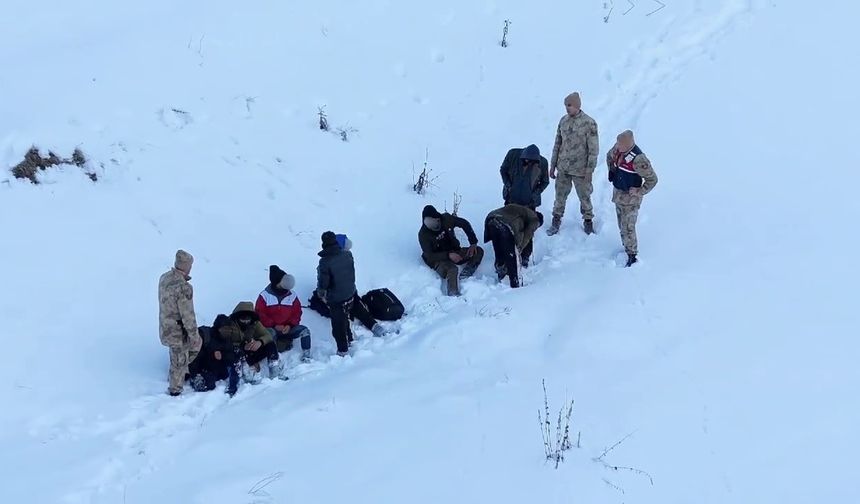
483, 204, 541, 251
551, 111, 599, 175
606, 145, 658, 206
158, 268, 198, 347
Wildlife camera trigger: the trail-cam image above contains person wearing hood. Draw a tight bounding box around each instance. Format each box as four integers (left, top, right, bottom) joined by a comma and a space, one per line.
317, 231, 359, 356
256, 265, 312, 362
500, 144, 550, 209
499, 144, 549, 266
418, 205, 484, 296
211, 301, 282, 388
158, 249, 202, 396
483, 204, 543, 288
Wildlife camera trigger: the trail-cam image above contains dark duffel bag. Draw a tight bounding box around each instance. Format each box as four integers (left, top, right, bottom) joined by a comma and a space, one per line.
360, 288, 405, 321
308, 290, 331, 318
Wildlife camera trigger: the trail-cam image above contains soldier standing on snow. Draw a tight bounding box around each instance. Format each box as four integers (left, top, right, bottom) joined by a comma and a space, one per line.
158, 249, 202, 396
500, 144, 549, 267
607, 130, 658, 267
548, 92, 600, 236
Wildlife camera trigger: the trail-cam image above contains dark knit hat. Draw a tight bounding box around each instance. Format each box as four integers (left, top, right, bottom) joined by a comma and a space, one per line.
321, 231, 338, 247
269, 265, 287, 285
422, 205, 441, 219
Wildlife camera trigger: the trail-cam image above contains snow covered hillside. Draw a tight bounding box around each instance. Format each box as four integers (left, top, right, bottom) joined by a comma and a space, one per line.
2, 0, 859, 502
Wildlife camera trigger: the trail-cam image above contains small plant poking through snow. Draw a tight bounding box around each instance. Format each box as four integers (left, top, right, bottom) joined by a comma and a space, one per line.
452, 191, 462, 215
413, 148, 439, 195
335, 125, 357, 142
318, 106, 329, 131
538, 379, 577, 469
500, 19, 511, 48
11, 146, 97, 184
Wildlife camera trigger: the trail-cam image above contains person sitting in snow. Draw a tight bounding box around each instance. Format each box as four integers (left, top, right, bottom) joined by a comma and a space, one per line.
418, 205, 483, 296
212, 302, 284, 390
256, 265, 312, 362
483, 204, 543, 288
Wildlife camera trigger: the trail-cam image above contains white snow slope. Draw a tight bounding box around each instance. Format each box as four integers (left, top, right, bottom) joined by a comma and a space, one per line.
2, 0, 859, 502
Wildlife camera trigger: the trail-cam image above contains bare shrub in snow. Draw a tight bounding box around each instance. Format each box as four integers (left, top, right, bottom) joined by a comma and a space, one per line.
412, 148, 439, 195
538, 379, 577, 469
500, 19, 511, 47
452, 191, 462, 215
335, 125, 357, 142
318, 106, 329, 131
11, 146, 97, 184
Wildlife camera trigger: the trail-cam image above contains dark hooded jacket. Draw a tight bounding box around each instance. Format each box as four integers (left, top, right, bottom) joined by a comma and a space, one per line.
213, 301, 274, 351
500, 144, 550, 208
483, 204, 542, 251
317, 232, 357, 304
418, 205, 479, 268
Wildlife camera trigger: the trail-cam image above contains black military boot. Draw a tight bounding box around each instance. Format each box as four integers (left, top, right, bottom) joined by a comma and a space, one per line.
546, 214, 562, 236
625, 253, 638, 267
583, 219, 594, 235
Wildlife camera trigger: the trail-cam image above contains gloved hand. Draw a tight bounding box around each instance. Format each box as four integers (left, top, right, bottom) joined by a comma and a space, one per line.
608, 169, 616, 182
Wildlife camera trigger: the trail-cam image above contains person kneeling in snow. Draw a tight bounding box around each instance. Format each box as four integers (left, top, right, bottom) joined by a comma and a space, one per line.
418, 205, 484, 296
212, 302, 284, 390
483, 204, 543, 288
256, 265, 312, 362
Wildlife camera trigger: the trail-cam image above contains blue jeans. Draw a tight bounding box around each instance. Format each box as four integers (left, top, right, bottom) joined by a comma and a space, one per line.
268, 325, 311, 352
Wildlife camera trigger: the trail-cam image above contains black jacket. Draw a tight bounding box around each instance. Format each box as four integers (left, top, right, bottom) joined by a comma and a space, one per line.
500, 148, 550, 208
418, 213, 479, 267
317, 244, 357, 304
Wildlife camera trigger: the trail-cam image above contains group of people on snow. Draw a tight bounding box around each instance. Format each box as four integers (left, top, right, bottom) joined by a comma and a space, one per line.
158, 232, 390, 396
419, 91, 658, 296
158, 91, 658, 396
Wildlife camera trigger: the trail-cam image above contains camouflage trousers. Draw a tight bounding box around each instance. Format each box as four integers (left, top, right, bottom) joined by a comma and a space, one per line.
167, 335, 202, 394
615, 202, 641, 255
552, 171, 593, 220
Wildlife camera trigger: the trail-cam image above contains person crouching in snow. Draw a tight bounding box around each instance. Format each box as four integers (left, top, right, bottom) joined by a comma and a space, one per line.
213, 302, 284, 387
317, 231, 359, 356
483, 204, 543, 288
256, 265, 312, 362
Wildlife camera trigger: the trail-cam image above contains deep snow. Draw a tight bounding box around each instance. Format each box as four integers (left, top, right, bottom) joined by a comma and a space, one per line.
2, 0, 859, 502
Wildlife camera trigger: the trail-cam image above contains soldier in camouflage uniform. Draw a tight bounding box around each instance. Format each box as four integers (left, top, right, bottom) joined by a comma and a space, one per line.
548, 92, 600, 236
158, 249, 201, 396
606, 130, 658, 267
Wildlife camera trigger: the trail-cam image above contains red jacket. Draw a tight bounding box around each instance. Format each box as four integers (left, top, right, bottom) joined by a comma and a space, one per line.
255, 286, 302, 328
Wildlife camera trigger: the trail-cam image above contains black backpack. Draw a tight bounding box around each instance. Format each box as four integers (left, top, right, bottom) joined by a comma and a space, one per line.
361, 288, 405, 321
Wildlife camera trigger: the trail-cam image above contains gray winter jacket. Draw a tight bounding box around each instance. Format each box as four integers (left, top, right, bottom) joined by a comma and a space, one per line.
317, 244, 357, 304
